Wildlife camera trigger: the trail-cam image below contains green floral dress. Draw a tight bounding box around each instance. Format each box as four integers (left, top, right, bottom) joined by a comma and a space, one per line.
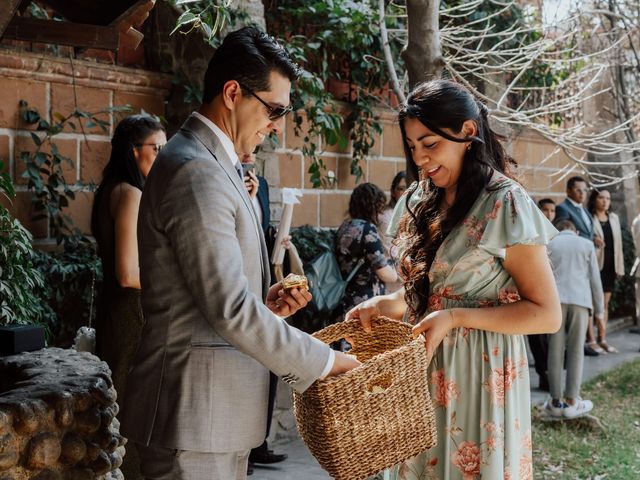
384, 171, 556, 480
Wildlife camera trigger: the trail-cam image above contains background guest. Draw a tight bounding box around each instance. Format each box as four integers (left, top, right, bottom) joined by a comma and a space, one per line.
334, 182, 397, 324
379, 170, 407, 250
545, 219, 604, 418
587, 188, 623, 353
556, 176, 604, 357
90, 114, 166, 480
528, 197, 557, 391
91, 114, 165, 403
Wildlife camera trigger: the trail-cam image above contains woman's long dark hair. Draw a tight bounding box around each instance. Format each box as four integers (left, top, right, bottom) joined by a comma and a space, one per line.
397, 80, 517, 321
90, 114, 164, 237
349, 182, 387, 225
587, 188, 609, 215
388, 170, 407, 209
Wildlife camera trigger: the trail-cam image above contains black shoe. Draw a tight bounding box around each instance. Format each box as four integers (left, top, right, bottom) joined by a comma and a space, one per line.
539, 373, 549, 392
584, 344, 599, 357
247, 461, 254, 476
249, 449, 288, 464
629, 326, 640, 334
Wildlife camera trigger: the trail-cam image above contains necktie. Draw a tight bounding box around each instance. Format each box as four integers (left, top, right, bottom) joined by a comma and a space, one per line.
234, 162, 243, 180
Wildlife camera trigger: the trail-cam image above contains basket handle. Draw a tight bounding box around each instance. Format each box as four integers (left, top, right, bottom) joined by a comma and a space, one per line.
312, 316, 408, 344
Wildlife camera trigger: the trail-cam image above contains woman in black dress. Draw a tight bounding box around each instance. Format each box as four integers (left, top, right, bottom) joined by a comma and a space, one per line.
588, 188, 624, 353
91, 115, 166, 400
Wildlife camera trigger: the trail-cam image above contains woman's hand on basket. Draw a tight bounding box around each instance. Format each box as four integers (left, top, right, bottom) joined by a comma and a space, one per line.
327, 351, 361, 377
412, 309, 458, 360
344, 298, 381, 333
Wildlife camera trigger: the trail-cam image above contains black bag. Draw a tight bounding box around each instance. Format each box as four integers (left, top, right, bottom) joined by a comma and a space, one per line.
305, 242, 364, 313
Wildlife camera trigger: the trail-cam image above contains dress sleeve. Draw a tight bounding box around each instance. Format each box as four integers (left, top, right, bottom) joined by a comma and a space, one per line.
385, 181, 423, 238
479, 185, 558, 259
363, 222, 389, 270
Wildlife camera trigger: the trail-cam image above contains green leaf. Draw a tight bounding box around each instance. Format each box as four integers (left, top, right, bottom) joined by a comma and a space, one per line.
30, 132, 42, 146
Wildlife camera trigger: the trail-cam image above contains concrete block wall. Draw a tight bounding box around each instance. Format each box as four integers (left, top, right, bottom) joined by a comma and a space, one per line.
0, 49, 171, 244
267, 109, 408, 228
266, 109, 575, 229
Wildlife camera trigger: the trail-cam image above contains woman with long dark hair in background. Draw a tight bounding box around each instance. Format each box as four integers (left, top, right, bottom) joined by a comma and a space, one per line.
346, 80, 561, 479
91, 114, 165, 402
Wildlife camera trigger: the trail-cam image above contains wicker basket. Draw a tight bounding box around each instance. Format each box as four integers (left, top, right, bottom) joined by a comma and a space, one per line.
293, 316, 437, 480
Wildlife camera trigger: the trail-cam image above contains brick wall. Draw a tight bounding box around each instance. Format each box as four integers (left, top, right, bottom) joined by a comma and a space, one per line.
264, 108, 407, 229
0, 48, 171, 244
263, 108, 575, 229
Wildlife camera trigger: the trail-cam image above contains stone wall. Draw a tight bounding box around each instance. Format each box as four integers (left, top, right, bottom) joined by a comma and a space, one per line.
0, 348, 124, 479
0, 48, 171, 244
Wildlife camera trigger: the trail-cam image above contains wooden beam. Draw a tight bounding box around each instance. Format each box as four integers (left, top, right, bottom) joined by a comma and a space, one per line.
2, 17, 119, 50
0, 0, 22, 39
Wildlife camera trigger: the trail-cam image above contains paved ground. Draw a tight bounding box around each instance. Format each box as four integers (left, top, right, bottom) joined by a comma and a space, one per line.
251, 326, 640, 480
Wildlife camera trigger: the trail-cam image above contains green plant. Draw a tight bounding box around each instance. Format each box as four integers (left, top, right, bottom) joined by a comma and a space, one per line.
31, 238, 102, 347
0, 160, 50, 328
610, 225, 635, 317
18, 100, 130, 244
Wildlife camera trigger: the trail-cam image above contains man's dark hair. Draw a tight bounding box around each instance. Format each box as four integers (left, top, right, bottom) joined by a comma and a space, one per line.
554, 218, 576, 232
202, 27, 300, 104
566, 176, 586, 189
538, 198, 555, 209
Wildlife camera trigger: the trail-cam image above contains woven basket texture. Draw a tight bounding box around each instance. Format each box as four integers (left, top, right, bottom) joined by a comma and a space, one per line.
293, 316, 437, 480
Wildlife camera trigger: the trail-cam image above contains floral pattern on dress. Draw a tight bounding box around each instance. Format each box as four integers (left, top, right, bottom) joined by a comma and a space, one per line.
335, 219, 390, 319
384, 171, 557, 480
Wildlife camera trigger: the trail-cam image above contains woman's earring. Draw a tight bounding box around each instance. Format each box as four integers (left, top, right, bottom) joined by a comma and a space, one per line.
466, 143, 472, 151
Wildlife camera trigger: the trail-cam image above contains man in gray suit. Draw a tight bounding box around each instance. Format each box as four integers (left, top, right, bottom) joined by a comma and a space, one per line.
121, 27, 359, 479
544, 219, 604, 419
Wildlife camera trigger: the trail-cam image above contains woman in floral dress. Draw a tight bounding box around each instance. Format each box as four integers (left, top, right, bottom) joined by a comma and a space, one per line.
335, 182, 398, 322
346, 80, 561, 480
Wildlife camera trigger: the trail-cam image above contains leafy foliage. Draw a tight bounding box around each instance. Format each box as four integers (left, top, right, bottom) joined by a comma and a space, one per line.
0, 161, 50, 328
31, 239, 102, 347
610, 225, 635, 317
18, 100, 130, 244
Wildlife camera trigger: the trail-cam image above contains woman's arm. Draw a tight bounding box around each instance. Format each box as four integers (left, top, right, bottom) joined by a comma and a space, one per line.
344, 288, 407, 327
111, 183, 142, 289
375, 265, 398, 283
413, 244, 561, 358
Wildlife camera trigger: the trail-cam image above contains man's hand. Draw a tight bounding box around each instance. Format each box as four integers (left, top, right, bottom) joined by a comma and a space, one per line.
326, 351, 361, 377
244, 169, 259, 198
266, 282, 312, 317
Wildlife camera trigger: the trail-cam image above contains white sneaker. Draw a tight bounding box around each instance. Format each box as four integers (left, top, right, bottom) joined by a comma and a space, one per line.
544, 398, 566, 417
563, 398, 593, 419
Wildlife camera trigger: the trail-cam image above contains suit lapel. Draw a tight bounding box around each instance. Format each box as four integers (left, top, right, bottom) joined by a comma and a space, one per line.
565, 200, 590, 235
181, 115, 268, 289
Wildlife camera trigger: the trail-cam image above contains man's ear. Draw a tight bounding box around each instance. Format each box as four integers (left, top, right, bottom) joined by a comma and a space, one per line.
461, 119, 478, 138
221, 80, 242, 111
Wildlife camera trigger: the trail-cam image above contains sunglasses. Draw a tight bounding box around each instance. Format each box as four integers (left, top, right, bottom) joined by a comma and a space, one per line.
239, 83, 293, 121
135, 143, 165, 154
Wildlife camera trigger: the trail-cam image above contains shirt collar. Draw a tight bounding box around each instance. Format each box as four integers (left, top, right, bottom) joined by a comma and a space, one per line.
192, 111, 239, 168
567, 197, 584, 209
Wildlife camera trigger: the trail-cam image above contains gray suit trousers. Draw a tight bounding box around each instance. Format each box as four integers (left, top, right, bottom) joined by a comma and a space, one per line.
547, 304, 589, 400
137, 443, 250, 480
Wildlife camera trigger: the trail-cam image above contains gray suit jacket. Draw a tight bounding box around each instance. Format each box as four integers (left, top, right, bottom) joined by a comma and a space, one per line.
121, 115, 331, 453
547, 230, 604, 316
